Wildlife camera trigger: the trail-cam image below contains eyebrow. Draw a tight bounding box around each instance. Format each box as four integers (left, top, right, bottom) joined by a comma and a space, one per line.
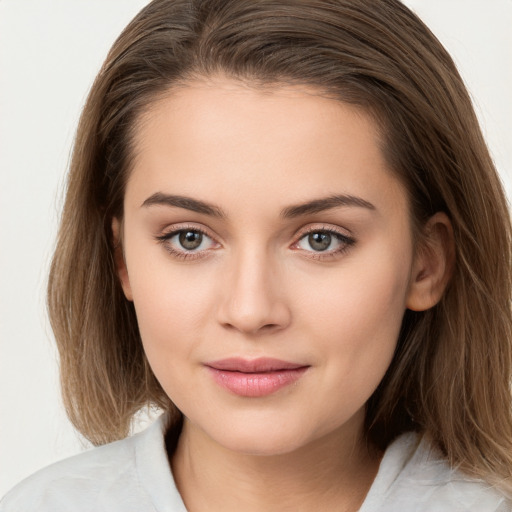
281, 194, 376, 218
141, 192, 375, 219
141, 193, 226, 218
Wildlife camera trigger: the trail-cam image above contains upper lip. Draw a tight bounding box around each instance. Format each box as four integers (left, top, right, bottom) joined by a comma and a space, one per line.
205, 357, 308, 373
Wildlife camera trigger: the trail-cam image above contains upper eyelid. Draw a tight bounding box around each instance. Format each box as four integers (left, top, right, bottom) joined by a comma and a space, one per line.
291, 225, 356, 253
155, 222, 354, 246
157, 223, 218, 240
155, 226, 219, 259
294, 224, 354, 240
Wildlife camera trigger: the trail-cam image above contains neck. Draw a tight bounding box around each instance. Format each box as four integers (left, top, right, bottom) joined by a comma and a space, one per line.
170, 413, 381, 512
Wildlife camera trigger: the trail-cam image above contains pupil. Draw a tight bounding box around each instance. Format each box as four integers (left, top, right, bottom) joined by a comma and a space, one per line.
179, 231, 202, 250
309, 232, 331, 251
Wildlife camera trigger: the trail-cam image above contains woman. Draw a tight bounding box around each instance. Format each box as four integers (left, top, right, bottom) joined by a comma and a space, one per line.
2, 0, 511, 510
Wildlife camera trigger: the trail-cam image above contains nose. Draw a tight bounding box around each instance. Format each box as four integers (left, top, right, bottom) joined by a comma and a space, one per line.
216, 247, 291, 335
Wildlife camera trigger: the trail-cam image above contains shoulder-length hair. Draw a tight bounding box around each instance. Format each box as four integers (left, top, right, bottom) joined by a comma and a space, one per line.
48, 0, 512, 492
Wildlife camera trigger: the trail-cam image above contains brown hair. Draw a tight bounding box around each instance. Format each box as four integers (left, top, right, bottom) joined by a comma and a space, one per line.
48, 0, 512, 493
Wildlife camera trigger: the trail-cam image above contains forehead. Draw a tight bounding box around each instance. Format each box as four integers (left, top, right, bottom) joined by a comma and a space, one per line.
127, 78, 407, 218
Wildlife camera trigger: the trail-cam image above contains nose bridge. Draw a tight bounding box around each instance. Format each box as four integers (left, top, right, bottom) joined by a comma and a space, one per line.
218, 242, 290, 334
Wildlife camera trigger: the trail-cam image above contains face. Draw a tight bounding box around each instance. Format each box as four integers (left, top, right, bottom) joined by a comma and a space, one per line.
116, 78, 422, 456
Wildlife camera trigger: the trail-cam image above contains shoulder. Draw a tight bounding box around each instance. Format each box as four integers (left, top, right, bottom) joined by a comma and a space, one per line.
361, 432, 511, 512
0, 415, 184, 512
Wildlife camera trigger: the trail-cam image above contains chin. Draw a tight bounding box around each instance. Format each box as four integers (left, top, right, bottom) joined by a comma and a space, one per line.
222, 435, 307, 457
205, 420, 317, 457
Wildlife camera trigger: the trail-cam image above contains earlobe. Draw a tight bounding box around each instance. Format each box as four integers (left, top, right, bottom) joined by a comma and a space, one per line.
111, 218, 133, 301
406, 212, 455, 312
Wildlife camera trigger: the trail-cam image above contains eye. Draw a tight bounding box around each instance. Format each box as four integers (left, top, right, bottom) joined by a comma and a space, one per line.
177, 230, 206, 250
301, 232, 334, 252
167, 229, 216, 252
156, 226, 219, 259
295, 228, 355, 255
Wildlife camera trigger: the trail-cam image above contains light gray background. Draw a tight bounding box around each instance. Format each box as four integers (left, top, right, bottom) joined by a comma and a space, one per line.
1, 0, 511, 496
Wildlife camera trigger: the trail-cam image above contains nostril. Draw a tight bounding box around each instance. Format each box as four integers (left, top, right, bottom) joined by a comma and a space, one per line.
220, 321, 280, 334
216, 275, 292, 334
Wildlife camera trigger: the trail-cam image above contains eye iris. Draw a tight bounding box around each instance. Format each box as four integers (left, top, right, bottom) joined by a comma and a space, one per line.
179, 230, 202, 250
308, 232, 331, 251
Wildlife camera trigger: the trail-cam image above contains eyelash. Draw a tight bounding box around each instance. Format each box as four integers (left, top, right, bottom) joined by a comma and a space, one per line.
155, 224, 356, 261
155, 224, 218, 261
292, 226, 356, 260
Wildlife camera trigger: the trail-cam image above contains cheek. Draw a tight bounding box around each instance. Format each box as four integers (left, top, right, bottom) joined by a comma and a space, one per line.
135, 277, 209, 326
294, 247, 411, 385
126, 221, 413, 422
125, 248, 226, 394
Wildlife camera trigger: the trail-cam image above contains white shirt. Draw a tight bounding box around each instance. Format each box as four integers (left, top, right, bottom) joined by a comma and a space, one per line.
1, 414, 509, 511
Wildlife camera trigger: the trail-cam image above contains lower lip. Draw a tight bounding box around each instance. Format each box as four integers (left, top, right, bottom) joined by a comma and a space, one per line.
207, 367, 308, 397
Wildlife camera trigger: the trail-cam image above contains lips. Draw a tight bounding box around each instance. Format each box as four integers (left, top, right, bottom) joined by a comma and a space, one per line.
205, 357, 309, 397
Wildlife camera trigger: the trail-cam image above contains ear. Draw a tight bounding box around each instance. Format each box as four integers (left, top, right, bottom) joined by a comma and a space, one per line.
406, 212, 455, 312
111, 217, 133, 301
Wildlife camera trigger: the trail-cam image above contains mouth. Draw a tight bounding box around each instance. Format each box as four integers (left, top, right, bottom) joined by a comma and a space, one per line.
205, 357, 310, 397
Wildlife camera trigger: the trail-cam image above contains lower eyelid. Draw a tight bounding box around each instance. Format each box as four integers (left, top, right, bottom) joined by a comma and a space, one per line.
155, 226, 222, 261
293, 230, 356, 256
156, 226, 354, 257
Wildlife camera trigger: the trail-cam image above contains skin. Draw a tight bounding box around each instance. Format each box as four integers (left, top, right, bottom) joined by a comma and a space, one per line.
114, 77, 452, 511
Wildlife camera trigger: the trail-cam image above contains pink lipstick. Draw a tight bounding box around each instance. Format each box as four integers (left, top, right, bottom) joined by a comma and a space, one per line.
205, 357, 309, 397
